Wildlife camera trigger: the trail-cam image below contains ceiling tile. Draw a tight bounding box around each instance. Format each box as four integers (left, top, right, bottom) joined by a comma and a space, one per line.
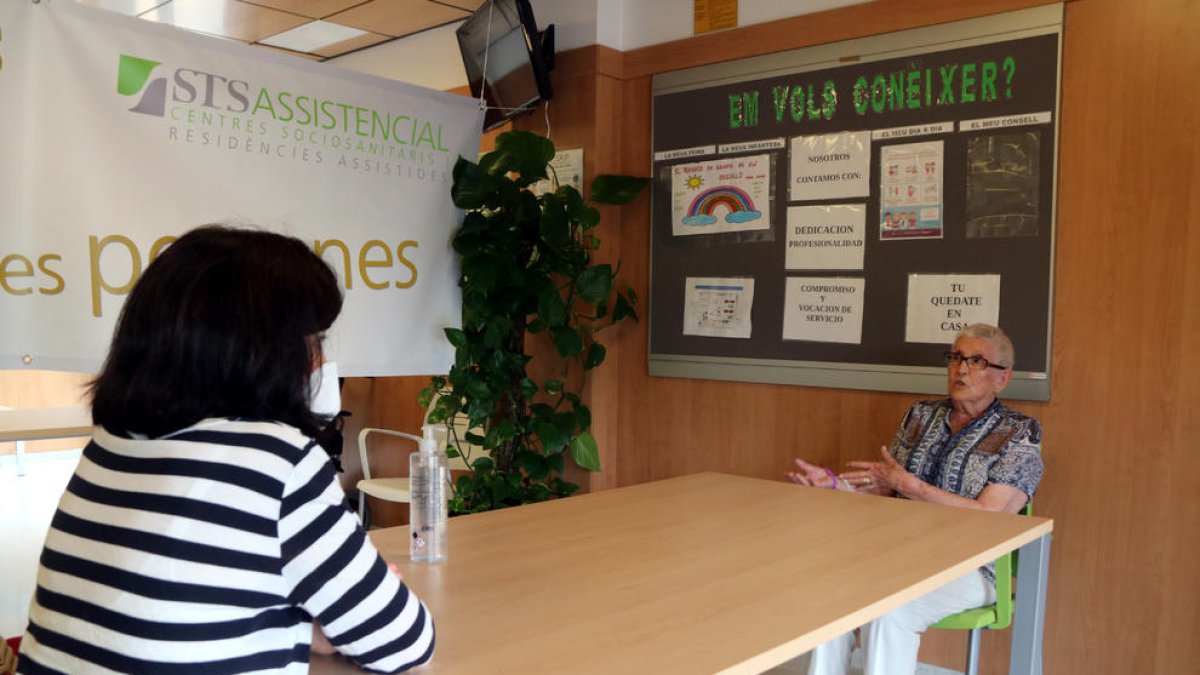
141, 0, 308, 42
328, 0, 469, 38
312, 31, 392, 58
242, 0, 366, 20
251, 44, 326, 61
259, 19, 369, 51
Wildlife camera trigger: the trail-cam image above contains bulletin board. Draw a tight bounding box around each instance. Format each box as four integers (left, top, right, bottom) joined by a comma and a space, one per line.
648, 4, 1062, 401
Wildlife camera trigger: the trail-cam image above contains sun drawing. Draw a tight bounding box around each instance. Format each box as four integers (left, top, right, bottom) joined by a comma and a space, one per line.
685, 174, 704, 190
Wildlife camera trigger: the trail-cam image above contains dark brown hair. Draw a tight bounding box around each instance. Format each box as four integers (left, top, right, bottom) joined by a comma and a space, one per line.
90, 225, 342, 437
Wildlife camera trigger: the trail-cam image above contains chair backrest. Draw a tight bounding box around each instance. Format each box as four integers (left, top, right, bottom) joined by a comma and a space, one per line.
991, 500, 1034, 630
357, 428, 420, 481
358, 391, 491, 480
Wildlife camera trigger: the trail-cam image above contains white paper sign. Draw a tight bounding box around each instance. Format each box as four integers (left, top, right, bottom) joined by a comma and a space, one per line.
785, 205, 866, 270
683, 277, 755, 339
905, 274, 1001, 344
782, 277, 865, 344
671, 155, 771, 236
530, 148, 583, 195
789, 132, 870, 200
0, 1, 485, 375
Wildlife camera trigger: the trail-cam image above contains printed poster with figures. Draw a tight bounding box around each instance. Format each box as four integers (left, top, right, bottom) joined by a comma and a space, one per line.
879, 141, 944, 240
683, 277, 755, 339
671, 155, 771, 236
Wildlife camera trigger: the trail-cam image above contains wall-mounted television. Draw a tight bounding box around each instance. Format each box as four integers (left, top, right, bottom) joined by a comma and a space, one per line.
456, 0, 554, 131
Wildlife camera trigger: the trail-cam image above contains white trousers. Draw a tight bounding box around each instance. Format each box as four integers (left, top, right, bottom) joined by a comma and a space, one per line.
806, 569, 996, 675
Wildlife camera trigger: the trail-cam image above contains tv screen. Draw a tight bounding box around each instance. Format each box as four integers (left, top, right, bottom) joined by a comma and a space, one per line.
456, 0, 553, 131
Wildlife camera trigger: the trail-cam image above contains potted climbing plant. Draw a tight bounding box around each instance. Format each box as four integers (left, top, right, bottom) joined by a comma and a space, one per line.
419, 130, 649, 514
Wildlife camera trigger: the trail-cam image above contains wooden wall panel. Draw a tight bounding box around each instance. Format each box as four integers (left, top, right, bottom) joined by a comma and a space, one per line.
600, 0, 1200, 672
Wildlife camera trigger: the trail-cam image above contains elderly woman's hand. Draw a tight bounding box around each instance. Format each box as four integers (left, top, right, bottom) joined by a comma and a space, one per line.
841, 446, 914, 496
786, 457, 839, 489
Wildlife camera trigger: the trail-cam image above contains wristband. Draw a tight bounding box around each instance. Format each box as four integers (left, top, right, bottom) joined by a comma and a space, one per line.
824, 467, 838, 490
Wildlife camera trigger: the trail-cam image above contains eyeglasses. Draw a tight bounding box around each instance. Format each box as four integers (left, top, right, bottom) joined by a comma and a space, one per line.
944, 351, 1009, 371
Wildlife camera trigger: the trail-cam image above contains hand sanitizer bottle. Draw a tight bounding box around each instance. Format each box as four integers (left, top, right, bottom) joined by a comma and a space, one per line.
409, 424, 448, 563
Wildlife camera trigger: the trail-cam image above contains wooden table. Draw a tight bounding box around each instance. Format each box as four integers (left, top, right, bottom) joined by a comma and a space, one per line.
0, 405, 92, 475
313, 472, 1052, 675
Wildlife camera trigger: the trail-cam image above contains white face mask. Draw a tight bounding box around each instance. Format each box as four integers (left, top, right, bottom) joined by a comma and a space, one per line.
309, 361, 342, 417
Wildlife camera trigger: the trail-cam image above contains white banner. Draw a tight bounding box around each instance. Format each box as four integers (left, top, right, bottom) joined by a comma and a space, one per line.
0, 1, 483, 375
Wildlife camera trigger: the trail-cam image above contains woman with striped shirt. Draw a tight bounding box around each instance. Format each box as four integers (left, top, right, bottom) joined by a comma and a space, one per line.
19, 226, 434, 674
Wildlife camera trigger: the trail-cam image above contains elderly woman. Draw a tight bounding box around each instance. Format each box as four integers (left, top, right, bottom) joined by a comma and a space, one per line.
787, 323, 1043, 675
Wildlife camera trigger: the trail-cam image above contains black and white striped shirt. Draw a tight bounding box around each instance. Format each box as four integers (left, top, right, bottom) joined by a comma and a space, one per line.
19, 419, 434, 674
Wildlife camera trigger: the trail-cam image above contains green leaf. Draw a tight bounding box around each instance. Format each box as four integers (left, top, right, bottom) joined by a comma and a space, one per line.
466, 398, 492, 422
612, 290, 638, 323
575, 265, 613, 304
444, 327, 469, 349
585, 343, 606, 369
536, 421, 568, 451
573, 403, 592, 431
590, 175, 651, 205
483, 425, 501, 449
538, 288, 567, 327
496, 419, 518, 441
539, 196, 570, 248
417, 385, 435, 410
579, 206, 601, 231
570, 431, 601, 471
552, 327, 584, 357
451, 156, 500, 209
546, 452, 565, 473
518, 378, 539, 399
544, 379, 564, 395
554, 411, 578, 439
462, 256, 501, 294
492, 131, 554, 183
483, 318, 511, 349
551, 477, 581, 497
466, 378, 491, 400
516, 450, 549, 480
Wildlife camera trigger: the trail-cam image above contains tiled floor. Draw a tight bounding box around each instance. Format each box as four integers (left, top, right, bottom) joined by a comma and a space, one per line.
0, 452, 962, 674
0, 450, 79, 639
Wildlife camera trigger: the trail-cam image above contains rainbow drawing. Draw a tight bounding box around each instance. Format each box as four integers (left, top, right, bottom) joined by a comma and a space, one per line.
683, 186, 763, 226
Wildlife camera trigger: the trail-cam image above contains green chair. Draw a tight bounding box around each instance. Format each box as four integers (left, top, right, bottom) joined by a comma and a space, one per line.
930, 502, 1032, 675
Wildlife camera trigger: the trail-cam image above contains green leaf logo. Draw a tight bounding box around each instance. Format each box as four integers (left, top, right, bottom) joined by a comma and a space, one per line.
117, 54, 160, 96
117, 54, 167, 117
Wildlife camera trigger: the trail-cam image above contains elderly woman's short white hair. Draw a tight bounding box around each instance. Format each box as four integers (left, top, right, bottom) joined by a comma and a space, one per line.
954, 323, 1014, 368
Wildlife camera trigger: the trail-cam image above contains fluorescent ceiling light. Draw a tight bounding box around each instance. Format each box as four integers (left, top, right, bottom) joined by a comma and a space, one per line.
260, 20, 369, 52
